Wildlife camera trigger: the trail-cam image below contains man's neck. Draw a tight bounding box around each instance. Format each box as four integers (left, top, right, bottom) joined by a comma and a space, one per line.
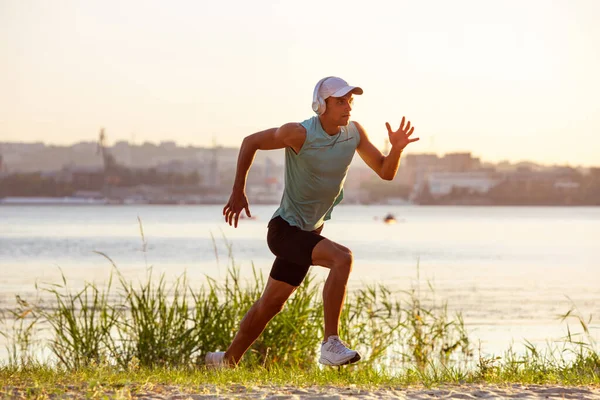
318, 116, 341, 136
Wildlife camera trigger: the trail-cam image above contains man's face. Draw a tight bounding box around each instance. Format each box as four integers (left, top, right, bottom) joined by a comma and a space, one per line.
323, 93, 354, 125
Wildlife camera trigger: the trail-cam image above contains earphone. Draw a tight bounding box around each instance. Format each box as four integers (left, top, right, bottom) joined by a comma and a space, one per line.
311, 76, 334, 115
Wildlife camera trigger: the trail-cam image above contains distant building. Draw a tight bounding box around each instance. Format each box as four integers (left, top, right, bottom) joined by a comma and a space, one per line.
112, 141, 133, 166
405, 152, 483, 200
0, 142, 45, 153
160, 141, 177, 151
156, 160, 200, 174
441, 152, 480, 172
404, 153, 442, 188
71, 141, 96, 153
426, 172, 501, 197
554, 180, 580, 190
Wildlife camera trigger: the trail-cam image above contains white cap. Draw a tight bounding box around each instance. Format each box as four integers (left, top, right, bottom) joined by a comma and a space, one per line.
312, 76, 363, 114
319, 77, 363, 99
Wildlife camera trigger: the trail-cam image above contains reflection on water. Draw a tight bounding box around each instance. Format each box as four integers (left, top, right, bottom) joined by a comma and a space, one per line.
1, 204, 599, 358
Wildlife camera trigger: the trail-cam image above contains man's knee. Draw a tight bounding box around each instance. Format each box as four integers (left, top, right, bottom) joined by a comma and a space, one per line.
312, 239, 354, 272
333, 248, 353, 274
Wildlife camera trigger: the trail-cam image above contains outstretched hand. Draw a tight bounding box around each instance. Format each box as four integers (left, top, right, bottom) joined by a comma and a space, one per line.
386, 117, 419, 150
223, 191, 251, 228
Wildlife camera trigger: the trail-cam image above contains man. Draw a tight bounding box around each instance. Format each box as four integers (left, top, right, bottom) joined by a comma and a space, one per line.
206, 76, 418, 367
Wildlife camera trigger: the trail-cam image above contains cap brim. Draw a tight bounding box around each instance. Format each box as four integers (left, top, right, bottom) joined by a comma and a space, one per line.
331, 86, 363, 97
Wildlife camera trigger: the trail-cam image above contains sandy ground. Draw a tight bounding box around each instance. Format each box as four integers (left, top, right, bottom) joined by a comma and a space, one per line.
127, 384, 600, 399
7, 384, 596, 399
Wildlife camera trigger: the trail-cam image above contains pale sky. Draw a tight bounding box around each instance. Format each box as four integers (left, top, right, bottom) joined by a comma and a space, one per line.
1, 0, 599, 166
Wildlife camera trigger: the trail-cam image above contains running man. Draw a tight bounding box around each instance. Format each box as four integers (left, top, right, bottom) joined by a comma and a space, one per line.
206, 76, 419, 367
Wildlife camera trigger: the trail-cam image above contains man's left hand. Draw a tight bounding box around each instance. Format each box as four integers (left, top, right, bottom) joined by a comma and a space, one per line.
386, 117, 419, 150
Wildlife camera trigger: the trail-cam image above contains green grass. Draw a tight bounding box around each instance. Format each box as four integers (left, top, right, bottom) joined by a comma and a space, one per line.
1, 247, 471, 371
1, 353, 599, 399
0, 233, 598, 392
1, 267, 468, 367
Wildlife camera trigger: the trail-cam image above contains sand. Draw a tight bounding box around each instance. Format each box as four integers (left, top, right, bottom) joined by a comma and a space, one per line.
4, 383, 600, 399
59, 383, 600, 399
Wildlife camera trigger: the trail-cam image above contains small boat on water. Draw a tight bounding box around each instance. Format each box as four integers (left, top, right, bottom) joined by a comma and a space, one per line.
383, 213, 397, 224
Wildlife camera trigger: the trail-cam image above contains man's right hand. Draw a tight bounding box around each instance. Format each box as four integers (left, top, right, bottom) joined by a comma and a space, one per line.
223, 190, 251, 228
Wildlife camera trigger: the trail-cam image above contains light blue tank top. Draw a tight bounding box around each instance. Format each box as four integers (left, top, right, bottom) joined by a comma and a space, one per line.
272, 116, 360, 231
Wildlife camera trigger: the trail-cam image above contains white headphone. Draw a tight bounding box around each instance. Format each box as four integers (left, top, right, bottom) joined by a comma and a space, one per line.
311, 76, 334, 115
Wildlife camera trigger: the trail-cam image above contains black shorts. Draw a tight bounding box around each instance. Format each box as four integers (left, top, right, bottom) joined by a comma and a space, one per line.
267, 216, 325, 287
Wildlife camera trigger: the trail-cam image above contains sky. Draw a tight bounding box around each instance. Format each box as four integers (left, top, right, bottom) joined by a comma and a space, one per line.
1, 0, 599, 166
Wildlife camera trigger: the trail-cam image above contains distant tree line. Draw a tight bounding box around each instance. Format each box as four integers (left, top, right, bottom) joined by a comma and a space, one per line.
0, 169, 202, 197
3, 168, 600, 205
103, 167, 202, 188
0, 173, 74, 197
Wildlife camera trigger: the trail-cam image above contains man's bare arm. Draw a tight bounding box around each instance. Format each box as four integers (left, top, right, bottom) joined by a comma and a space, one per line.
355, 118, 418, 181
223, 123, 306, 227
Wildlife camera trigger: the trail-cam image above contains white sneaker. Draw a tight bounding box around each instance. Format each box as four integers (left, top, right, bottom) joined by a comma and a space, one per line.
319, 336, 361, 366
205, 351, 228, 369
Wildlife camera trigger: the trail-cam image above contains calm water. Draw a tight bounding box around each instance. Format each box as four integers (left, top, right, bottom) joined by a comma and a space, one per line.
1, 204, 599, 358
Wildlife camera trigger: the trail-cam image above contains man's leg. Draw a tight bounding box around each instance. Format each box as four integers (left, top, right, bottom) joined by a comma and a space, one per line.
223, 276, 296, 365
311, 239, 353, 339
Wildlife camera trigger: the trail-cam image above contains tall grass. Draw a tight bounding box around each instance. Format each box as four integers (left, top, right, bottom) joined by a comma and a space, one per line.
1, 234, 596, 384
1, 262, 598, 385
1, 295, 39, 367
0, 254, 470, 371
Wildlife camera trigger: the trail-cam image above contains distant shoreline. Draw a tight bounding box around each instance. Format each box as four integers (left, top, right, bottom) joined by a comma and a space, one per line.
1, 197, 599, 207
